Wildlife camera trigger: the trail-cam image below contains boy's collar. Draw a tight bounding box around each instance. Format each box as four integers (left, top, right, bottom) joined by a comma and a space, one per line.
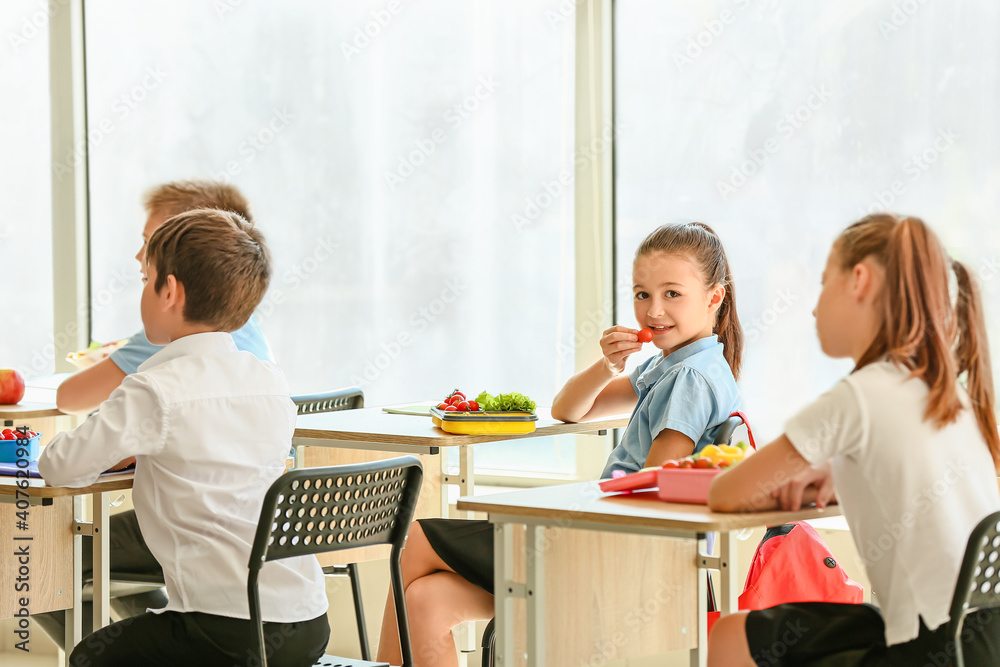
138, 332, 238, 372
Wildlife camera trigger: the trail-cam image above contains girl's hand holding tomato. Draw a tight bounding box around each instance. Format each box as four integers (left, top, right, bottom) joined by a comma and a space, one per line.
600, 326, 644, 376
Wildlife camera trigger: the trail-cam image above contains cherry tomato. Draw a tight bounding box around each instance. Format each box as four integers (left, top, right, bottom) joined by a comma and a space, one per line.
637, 328, 654, 343
437, 403, 450, 410
451, 391, 466, 401
662, 460, 680, 469
456, 400, 470, 411
718, 460, 732, 468
693, 457, 715, 469
679, 458, 694, 468
443, 405, 458, 411
468, 400, 479, 411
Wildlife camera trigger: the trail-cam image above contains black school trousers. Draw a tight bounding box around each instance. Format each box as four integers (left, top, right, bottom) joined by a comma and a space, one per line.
68, 609, 330, 667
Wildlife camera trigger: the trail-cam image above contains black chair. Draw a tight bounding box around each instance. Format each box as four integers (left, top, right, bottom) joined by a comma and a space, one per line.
949, 510, 1000, 667
292, 388, 373, 659
294, 388, 365, 415
248, 456, 422, 667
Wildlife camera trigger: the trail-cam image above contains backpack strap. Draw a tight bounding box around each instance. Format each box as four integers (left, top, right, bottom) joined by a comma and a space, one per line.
727, 411, 758, 450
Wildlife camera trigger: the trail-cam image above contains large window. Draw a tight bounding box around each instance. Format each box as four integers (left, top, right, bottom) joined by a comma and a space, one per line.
85, 1, 577, 473
614, 0, 1000, 440
1, 1, 54, 379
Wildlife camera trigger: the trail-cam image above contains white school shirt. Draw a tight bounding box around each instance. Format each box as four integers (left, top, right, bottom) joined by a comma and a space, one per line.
785, 360, 1000, 646
38, 332, 328, 623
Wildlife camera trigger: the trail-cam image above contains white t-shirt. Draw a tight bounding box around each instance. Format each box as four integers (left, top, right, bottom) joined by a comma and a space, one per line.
39, 332, 329, 624
785, 360, 1000, 646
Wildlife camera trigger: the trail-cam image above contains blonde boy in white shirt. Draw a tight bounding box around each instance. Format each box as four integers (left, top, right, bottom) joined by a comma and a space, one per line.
39, 209, 330, 667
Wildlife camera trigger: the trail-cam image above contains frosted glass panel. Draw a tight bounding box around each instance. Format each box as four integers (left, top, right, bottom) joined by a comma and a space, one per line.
0, 1, 53, 379
85, 1, 576, 472
615, 0, 1000, 440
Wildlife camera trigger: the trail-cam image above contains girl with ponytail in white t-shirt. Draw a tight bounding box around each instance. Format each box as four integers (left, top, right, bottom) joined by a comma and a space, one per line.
707, 213, 1000, 666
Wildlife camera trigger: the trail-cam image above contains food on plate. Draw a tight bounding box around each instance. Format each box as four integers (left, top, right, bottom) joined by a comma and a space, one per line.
66, 339, 129, 370
0, 369, 26, 404
637, 328, 654, 343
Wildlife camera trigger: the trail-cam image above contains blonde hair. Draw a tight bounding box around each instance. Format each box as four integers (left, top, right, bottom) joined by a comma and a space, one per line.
635, 222, 744, 380
143, 180, 252, 222
145, 209, 271, 332
837, 213, 999, 466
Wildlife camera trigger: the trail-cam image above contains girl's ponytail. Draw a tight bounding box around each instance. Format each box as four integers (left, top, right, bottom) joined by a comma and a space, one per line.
952, 260, 1000, 466
840, 213, 999, 467
714, 250, 744, 382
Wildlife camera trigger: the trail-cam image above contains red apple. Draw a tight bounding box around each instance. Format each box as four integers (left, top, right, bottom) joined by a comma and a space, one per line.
0, 369, 26, 405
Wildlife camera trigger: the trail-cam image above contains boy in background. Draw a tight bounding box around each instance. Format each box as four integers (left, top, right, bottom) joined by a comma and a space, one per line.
39, 209, 329, 665
35, 180, 273, 646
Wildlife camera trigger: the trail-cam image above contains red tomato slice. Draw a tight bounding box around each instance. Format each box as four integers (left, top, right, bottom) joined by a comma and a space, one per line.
637, 328, 654, 343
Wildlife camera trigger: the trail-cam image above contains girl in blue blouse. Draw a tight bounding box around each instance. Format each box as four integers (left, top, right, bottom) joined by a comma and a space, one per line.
377, 222, 744, 666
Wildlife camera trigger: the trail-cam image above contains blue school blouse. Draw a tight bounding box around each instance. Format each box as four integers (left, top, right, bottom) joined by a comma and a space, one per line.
109, 315, 272, 375
601, 335, 741, 478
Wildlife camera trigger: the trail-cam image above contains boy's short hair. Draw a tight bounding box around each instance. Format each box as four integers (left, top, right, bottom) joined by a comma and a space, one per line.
145, 209, 271, 332
143, 180, 253, 222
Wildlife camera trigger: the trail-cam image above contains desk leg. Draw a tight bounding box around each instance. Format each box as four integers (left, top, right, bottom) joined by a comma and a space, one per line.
448, 447, 477, 661
691, 534, 708, 667
718, 531, 738, 615
65, 495, 84, 664
525, 526, 545, 666
494, 523, 516, 666
92, 492, 111, 634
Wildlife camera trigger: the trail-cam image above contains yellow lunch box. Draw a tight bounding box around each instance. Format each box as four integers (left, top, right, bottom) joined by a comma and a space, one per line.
429, 407, 538, 435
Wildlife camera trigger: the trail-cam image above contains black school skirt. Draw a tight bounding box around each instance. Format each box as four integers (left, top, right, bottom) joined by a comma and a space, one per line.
419, 518, 495, 595
745, 602, 1000, 666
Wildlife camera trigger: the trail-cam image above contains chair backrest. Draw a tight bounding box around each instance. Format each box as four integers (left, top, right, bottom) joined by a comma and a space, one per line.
247, 456, 422, 667
949, 510, 1000, 667
292, 387, 364, 415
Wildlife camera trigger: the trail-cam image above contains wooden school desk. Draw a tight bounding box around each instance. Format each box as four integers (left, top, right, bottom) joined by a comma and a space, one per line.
292, 405, 629, 522
0, 473, 135, 662
457, 481, 842, 667
292, 406, 628, 662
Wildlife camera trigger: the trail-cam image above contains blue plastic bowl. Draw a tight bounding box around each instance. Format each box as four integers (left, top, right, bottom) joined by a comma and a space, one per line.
0, 434, 40, 464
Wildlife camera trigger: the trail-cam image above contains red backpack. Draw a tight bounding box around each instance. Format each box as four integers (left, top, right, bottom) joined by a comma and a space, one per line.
739, 521, 864, 610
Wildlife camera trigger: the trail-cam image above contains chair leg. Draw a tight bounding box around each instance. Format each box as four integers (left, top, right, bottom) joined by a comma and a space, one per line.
347, 563, 371, 661
481, 618, 496, 667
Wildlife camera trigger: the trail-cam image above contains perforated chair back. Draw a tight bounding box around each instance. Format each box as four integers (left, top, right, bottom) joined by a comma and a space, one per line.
292, 387, 364, 415
949, 510, 1000, 667
247, 456, 422, 667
